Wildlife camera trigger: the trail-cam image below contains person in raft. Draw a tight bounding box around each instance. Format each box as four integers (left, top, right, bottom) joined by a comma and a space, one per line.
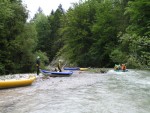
36, 56, 40, 75
121, 64, 126, 71
114, 64, 121, 70
54, 60, 63, 72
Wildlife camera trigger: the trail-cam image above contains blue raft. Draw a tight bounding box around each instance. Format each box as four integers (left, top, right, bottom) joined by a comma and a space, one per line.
40, 69, 73, 77
114, 69, 128, 72
63, 67, 80, 70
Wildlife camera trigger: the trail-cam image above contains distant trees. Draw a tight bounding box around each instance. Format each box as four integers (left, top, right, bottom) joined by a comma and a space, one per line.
33, 4, 65, 62
60, 0, 149, 68
47, 4, 65, 61
60, 0, 128, 67
0, 0, 149, 75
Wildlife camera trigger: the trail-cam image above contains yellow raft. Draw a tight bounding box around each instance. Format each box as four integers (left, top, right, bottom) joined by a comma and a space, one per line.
0, 76, 36, 89
80, 68, 89, 71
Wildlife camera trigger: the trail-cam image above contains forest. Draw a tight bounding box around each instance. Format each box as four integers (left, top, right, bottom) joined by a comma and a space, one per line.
0, 0, 149, 75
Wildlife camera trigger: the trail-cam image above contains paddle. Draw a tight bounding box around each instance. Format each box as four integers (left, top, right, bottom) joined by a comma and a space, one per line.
62, 63, 67, 71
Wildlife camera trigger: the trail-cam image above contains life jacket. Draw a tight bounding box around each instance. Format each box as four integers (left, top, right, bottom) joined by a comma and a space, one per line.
36, 59, 40, 67
114, 64, 117, 70
114, 64, 121, 70
121, 64, 126, 70
57, 62, 62, 72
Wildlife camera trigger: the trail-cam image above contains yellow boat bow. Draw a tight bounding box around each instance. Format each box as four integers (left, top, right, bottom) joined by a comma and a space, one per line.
0, 76, 36, 89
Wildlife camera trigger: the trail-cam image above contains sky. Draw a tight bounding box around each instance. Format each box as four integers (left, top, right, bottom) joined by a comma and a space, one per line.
22, 0, 80, 19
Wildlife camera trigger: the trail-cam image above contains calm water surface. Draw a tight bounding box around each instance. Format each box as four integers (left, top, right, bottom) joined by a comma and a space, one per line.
0, 69, 150, 113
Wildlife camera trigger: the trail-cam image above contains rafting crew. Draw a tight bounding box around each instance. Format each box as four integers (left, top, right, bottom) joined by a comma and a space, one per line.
114, 64, 126, 71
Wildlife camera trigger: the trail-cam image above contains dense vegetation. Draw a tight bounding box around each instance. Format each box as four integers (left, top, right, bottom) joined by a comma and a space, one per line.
0, 0, 149, 75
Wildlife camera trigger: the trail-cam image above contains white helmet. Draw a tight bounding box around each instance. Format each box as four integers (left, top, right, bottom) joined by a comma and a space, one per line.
37, 56, 40, 59
59, 59, 63, 62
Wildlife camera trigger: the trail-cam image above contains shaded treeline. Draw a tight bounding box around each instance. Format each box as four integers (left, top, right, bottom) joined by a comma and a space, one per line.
0, 0, 149, 75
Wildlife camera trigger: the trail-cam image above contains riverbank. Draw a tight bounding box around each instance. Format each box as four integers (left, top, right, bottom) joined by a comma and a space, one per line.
0, 68, 110, 80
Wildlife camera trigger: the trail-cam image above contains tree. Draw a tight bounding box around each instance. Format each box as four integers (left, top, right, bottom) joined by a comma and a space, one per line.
11, 23, 38, 73
0, 0, 28, 74
61, 0, 126, 67
47, 4, 65, 61
112, 0, 150, 68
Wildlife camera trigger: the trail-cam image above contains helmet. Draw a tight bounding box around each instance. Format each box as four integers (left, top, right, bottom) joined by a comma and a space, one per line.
59, 59, 63, 62
37, 56, 40, 59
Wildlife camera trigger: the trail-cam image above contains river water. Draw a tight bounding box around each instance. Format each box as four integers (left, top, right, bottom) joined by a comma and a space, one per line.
0, 69, 150, 113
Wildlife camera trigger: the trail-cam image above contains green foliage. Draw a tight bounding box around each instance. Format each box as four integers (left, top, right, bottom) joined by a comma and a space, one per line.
0, 0, 49, 75
126, 55, 142, 69
110, 49, 128, 64
33, 5, 64, 62
61, 0, 97, 66
10, 23, 38, 73
0, 0, 28, 75
34, 0, 149, 69
117, 0, 150, 68
118, 33, 150, 68
125, 0, 150, 36
61, 0, 126, 67
34, 13, 51, 54
47, 4, 65, 61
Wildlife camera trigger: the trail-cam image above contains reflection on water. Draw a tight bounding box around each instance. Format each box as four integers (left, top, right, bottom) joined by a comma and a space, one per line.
0, 70, 150, 113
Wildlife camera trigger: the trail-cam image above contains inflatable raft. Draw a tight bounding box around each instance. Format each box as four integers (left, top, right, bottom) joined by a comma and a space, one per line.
0, 76, 36, 89
40, 69, 73, 77
63, 67, 80, 70
80, 68, 89, 71
114, 69, 128, 72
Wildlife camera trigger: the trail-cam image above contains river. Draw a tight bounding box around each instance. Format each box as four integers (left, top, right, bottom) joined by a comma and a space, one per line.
0, 69, 150, 113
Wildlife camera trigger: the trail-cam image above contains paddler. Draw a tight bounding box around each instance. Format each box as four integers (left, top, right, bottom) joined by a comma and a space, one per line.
121, 64, 126, 71
36, 56, 40, 75
54, 59, 63, 72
